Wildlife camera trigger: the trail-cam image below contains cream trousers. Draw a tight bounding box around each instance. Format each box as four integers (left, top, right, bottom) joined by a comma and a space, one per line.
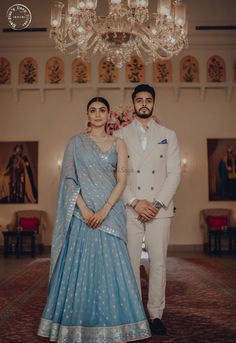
126, 210, 171, 320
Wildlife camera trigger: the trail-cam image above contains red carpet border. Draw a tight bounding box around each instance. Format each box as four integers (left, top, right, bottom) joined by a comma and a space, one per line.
0, 257, 236, 343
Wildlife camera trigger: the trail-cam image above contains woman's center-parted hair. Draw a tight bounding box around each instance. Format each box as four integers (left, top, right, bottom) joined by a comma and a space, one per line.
87, 97, 110, 112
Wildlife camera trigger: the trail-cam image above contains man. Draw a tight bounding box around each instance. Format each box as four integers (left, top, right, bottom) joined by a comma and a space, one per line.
114, 84, 181, 335
5, 144, 37, 203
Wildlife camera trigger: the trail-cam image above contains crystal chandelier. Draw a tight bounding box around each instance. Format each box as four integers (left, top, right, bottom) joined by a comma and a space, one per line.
50, 0, 188, 68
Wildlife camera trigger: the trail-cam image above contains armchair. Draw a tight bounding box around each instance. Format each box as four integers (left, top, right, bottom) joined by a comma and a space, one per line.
7, 210, 48, 254
200, 208, 234, 255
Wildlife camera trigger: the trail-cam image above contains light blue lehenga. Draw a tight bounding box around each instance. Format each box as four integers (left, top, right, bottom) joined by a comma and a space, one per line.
38, 133, 151, 343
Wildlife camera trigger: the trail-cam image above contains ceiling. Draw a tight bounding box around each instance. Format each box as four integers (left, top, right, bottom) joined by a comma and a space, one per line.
0, 0, 235, 49
0, 0, 236, 29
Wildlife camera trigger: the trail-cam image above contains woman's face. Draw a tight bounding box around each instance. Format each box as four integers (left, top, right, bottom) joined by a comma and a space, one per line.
87, 101, 109, 128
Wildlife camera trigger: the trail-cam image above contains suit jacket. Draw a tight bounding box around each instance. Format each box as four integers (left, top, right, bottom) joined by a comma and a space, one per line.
114, 119, 181, 218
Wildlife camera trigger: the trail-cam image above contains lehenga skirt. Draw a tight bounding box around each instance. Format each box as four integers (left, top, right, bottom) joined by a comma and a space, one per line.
38, 215, 151, 343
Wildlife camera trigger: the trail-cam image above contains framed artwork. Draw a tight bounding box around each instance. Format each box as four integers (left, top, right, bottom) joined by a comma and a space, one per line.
153, 59, 172, 83
0, 141, 38, 204
0, 57, 11, 84
19, 57, 38, 84
126, 55, 145, 83
207, 55, 226, 82
72, 58, 91, 83
234, 59, 236, 82
180, 55, 199, 82
45, 57, 64, 84
207, 138, 236, 201
99, 58, 118, 83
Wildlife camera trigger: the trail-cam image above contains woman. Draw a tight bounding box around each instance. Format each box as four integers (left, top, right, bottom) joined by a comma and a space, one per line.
38, 97, 151, 343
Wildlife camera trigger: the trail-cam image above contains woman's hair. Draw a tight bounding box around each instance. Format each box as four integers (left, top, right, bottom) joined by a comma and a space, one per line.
87, 97, 110, 112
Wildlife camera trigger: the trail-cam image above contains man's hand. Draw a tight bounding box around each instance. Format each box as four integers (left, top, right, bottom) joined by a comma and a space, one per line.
138, 211, 159, 223
133, 199, 158, 221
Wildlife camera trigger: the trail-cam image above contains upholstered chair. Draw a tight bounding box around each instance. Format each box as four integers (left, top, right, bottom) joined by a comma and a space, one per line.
7, 210, 48, 254
200, 208, 234, 255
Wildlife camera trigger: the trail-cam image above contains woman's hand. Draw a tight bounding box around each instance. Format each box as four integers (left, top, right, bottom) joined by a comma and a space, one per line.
87, 204, 111, 229
80, 207, 94, 223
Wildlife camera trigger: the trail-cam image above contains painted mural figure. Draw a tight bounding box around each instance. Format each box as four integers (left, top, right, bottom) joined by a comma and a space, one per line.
38, 97, 151, 343
218, 147, 236, 200
1, 144, 37, 203
218, 155, 231, 199
226, 147, 236, 174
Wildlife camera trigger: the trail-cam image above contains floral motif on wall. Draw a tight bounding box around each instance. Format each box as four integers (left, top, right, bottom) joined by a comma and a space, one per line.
106, 105, 134, 134
234, 59, 236, 82
126, 56, 145, 83
72, 58, 90, 83
99, 58, 118, 83
180, 55, 199, 82
207, 55, 226, 82
45, 57, 64, 84
153, 60, 172, 83
19, 57, 38, 84
0, 58, 11, 84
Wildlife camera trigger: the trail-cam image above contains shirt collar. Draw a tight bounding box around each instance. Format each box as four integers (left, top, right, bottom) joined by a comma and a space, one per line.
134, 117, 155, 131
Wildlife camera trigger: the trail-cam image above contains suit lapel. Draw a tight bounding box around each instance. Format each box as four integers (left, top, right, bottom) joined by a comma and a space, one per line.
143, 122, 164, 160
124, 120, 165, 160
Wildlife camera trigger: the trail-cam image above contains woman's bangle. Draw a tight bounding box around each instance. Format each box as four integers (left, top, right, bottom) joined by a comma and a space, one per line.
106, 200, 113, 208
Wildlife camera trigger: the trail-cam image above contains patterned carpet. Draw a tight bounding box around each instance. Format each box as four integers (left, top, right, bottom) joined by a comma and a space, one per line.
0, 256, 236, 343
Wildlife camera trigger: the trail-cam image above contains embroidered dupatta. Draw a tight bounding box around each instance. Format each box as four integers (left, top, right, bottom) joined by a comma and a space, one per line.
50, 133, 127, 278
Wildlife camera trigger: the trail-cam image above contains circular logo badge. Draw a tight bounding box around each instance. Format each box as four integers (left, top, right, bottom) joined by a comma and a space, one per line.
7, 4, 32, 31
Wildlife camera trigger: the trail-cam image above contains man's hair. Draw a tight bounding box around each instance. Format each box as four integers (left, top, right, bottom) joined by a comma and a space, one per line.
14, 144, 23, 152
131, 84, 156, 102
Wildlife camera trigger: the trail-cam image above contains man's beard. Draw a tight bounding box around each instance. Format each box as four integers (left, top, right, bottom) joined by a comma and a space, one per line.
134, 107, 153, 119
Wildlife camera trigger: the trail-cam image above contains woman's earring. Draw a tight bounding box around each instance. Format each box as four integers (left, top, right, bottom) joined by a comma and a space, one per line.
85, 120, 92, 133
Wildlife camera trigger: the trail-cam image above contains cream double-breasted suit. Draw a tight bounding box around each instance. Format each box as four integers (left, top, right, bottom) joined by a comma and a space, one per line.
115, 119, 181, 319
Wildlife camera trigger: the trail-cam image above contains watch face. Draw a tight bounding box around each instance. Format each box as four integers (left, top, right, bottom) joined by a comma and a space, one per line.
154, 201, 162, 209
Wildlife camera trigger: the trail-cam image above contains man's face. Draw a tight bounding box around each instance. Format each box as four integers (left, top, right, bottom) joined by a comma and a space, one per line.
133, 91, 154, 119
15, 146, 22, 154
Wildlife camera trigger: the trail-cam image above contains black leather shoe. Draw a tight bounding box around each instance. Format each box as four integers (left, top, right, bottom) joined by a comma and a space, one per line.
150, 318, 167, 335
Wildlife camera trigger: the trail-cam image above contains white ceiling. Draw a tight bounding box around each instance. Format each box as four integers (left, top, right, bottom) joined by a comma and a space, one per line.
0, 0, 235, 49
0, 0, 236, 29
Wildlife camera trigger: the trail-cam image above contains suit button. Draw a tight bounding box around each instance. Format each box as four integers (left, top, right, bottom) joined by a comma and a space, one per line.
137, 186, 141, 190
128, 155, 130, 158
137, 170, 140, 173
152, 170, 155, 174
151, 187, 154, 190
160, 155, 163, 158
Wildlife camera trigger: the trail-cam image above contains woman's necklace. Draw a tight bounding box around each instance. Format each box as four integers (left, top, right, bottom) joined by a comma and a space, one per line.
89, 133, 109, 143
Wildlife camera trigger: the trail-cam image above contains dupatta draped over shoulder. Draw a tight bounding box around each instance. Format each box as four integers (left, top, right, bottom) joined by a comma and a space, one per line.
50, 133, 127, 278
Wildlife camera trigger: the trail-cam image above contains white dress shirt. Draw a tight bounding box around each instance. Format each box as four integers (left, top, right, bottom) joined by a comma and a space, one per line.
134, 118, 154, 151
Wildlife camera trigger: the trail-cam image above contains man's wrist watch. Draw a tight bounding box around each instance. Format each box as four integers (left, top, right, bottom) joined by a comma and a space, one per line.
131, 199, 139, 209
153, 200, 164, 209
